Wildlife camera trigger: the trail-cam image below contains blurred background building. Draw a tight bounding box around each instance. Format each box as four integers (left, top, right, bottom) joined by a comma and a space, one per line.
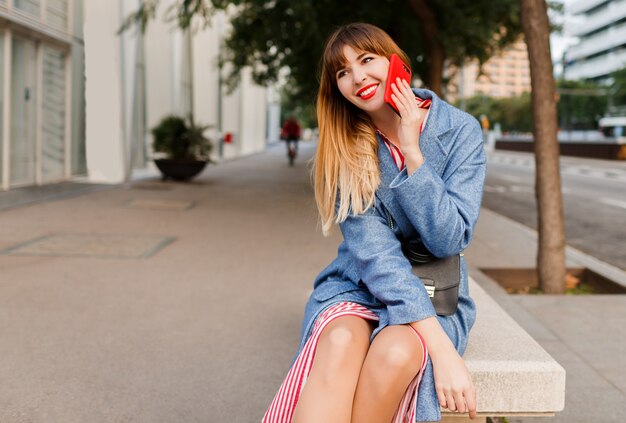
563, 0, 626, 82
0, 0, 84, 191
446, 39, 532, 103
0, 0, 276, 191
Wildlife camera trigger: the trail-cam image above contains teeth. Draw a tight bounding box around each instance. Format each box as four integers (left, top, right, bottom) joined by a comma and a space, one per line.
359, 85, 376, 97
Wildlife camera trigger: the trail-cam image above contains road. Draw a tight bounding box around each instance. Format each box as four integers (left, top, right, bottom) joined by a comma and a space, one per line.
482, 150, 626, 270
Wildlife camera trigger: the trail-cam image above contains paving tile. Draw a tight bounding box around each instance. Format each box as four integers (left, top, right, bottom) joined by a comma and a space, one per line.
507, 386, 626, 423
537, 340, 615, 390
127, 198, 194, 211
1, 234, 175, 258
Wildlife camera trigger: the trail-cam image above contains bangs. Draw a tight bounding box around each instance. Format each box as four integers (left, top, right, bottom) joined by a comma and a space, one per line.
323, 25, 392, 78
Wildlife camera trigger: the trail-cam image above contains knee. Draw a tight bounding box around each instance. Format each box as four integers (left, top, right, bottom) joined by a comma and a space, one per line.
315, 321, 371, 376
369, 331, 423, 375
321, 324, 368, 357
374, 344, 418, 373
309, 322, 370, 386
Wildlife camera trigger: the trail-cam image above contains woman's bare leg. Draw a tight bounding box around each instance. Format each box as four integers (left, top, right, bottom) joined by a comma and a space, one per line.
351, 325, 424, 423
291, 315, 375, 423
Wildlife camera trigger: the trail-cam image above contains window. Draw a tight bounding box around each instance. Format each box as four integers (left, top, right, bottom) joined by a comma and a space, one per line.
15, 0, 40, 17
46, 0, 68, 32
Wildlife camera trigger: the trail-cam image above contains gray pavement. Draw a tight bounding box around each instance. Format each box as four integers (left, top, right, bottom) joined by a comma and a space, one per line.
0, 143, 624, 422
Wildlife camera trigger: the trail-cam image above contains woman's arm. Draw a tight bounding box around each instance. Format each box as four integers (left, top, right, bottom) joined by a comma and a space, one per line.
339, 200, 477, 418
338, 204, 437, 326
410, 318, 477, 418
391, 122, 486, 258
390, 80, 487, 258
385, 81, 479, 417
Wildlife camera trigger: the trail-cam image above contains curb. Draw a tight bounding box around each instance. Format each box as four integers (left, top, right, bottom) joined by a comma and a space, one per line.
483, 207, 626, 289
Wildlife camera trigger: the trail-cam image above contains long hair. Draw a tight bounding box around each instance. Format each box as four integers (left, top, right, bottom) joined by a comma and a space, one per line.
314, 23, 411, 235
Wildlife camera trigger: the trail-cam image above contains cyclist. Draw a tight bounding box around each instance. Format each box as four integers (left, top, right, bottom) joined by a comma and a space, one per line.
281, 116, 301, 165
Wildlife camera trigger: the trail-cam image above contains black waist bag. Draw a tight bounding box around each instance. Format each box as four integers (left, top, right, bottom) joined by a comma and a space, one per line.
402, 240, 461, 317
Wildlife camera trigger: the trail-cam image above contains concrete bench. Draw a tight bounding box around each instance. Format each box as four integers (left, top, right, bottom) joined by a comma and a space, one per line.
436, 279, 566, 423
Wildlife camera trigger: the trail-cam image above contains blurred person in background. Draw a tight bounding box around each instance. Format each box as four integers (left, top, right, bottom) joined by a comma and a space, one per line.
281, 115, 302, 163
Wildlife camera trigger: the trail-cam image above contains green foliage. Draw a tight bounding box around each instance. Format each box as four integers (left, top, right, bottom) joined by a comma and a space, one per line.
610, 66, 626, 107
151, 115, 213, 160
121, 0, 524, 113
556, 79, 607, 130
218, 0, 522, 104
461, 93, 532, 132
280, 90, 317, 129
461, 78, 608, 132
118, 0, 159, 34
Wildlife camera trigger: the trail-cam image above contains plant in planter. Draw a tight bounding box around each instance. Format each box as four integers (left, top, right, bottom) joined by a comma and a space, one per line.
151, 114, 213, 181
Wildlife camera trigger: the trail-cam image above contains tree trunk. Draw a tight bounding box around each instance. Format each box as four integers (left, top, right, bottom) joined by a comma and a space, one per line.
407, 0, 444, 96
428, 43, 445, 97
520, 0, 566, 294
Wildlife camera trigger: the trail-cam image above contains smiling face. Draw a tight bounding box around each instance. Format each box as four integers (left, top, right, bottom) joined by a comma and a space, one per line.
335, 45, 390, 114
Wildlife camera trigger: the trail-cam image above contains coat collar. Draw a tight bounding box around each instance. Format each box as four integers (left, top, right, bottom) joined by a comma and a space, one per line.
375, 88, 453, 236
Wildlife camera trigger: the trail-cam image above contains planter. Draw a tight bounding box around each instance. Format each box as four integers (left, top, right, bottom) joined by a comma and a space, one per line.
154, 158, 208, 181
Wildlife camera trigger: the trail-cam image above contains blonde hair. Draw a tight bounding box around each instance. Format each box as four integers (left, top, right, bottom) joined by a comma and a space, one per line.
314, 23, 411, 235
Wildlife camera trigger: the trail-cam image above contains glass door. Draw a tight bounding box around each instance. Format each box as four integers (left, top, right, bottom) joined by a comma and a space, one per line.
10, 36, 37, 187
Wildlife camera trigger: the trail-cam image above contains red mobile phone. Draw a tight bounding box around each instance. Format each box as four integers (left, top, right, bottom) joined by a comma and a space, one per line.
384, 54, 412, 114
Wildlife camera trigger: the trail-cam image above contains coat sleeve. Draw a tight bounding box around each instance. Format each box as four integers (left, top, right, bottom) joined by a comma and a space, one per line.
389, 119, 486, 258
338, 203, 437, 325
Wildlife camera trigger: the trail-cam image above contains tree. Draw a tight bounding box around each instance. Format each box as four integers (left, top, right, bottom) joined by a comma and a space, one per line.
609, 66, 626, 108
121, 0, 522, 102
462, 81, 606, 134
556, 80, 607, 130
461, 94, 533, 132
520, 0, 566, 293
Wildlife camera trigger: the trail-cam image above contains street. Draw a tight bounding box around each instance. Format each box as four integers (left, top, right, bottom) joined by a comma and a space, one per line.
483, 150, 626, 270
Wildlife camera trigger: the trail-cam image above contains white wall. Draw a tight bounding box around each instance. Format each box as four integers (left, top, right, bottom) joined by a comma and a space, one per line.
85, 1, 270, 183
240, 68, 267, 155
83, 0, 126, 183
144, 3, 175, 144
190, 14, 220, 145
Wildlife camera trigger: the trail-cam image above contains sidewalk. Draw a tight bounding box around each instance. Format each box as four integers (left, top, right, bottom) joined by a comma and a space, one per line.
0, 143, 624, 422
466, 208, 626, 423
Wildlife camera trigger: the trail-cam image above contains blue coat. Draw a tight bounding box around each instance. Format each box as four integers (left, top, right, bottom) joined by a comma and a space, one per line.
298, 88, 486, 422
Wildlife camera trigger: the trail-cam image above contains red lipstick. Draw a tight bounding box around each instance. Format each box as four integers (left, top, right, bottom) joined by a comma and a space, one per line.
356, 83, 378, 100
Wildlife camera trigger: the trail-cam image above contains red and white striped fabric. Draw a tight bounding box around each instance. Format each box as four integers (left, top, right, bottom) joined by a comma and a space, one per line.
263, 302, 428, 423
378, 97, 431, 170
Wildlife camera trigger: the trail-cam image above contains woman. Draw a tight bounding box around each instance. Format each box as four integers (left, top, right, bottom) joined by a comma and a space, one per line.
264, 23, 486, 423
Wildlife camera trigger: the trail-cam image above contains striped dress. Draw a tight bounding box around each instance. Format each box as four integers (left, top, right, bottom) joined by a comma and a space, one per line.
263, 98, 432, 423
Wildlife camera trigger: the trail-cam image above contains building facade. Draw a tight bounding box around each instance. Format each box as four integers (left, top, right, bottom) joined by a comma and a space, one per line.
564, 0, 626, 82
85, 0, 270, 185
447, 39, 531, 103
1, 0, 272, 191
0, 0, 85, 191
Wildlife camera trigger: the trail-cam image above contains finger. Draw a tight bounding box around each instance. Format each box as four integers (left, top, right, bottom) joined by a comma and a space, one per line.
465, 386, 477, 419
395, 78, 419, 120
395, 78, 413, 104
398, 77, 411, 94
436, 387, 447, 409
391, 83, 409, 110
445, 390, 457, 412
453, 390, 466, 413
390, 93, 408, 115
398, 77, 415, 101
401, 77, 412, 91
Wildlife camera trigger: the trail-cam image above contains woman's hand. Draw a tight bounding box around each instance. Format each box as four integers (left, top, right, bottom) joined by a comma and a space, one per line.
390, 78, 427, 173
430, 343, 477, 419
410, 317, 477, 418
